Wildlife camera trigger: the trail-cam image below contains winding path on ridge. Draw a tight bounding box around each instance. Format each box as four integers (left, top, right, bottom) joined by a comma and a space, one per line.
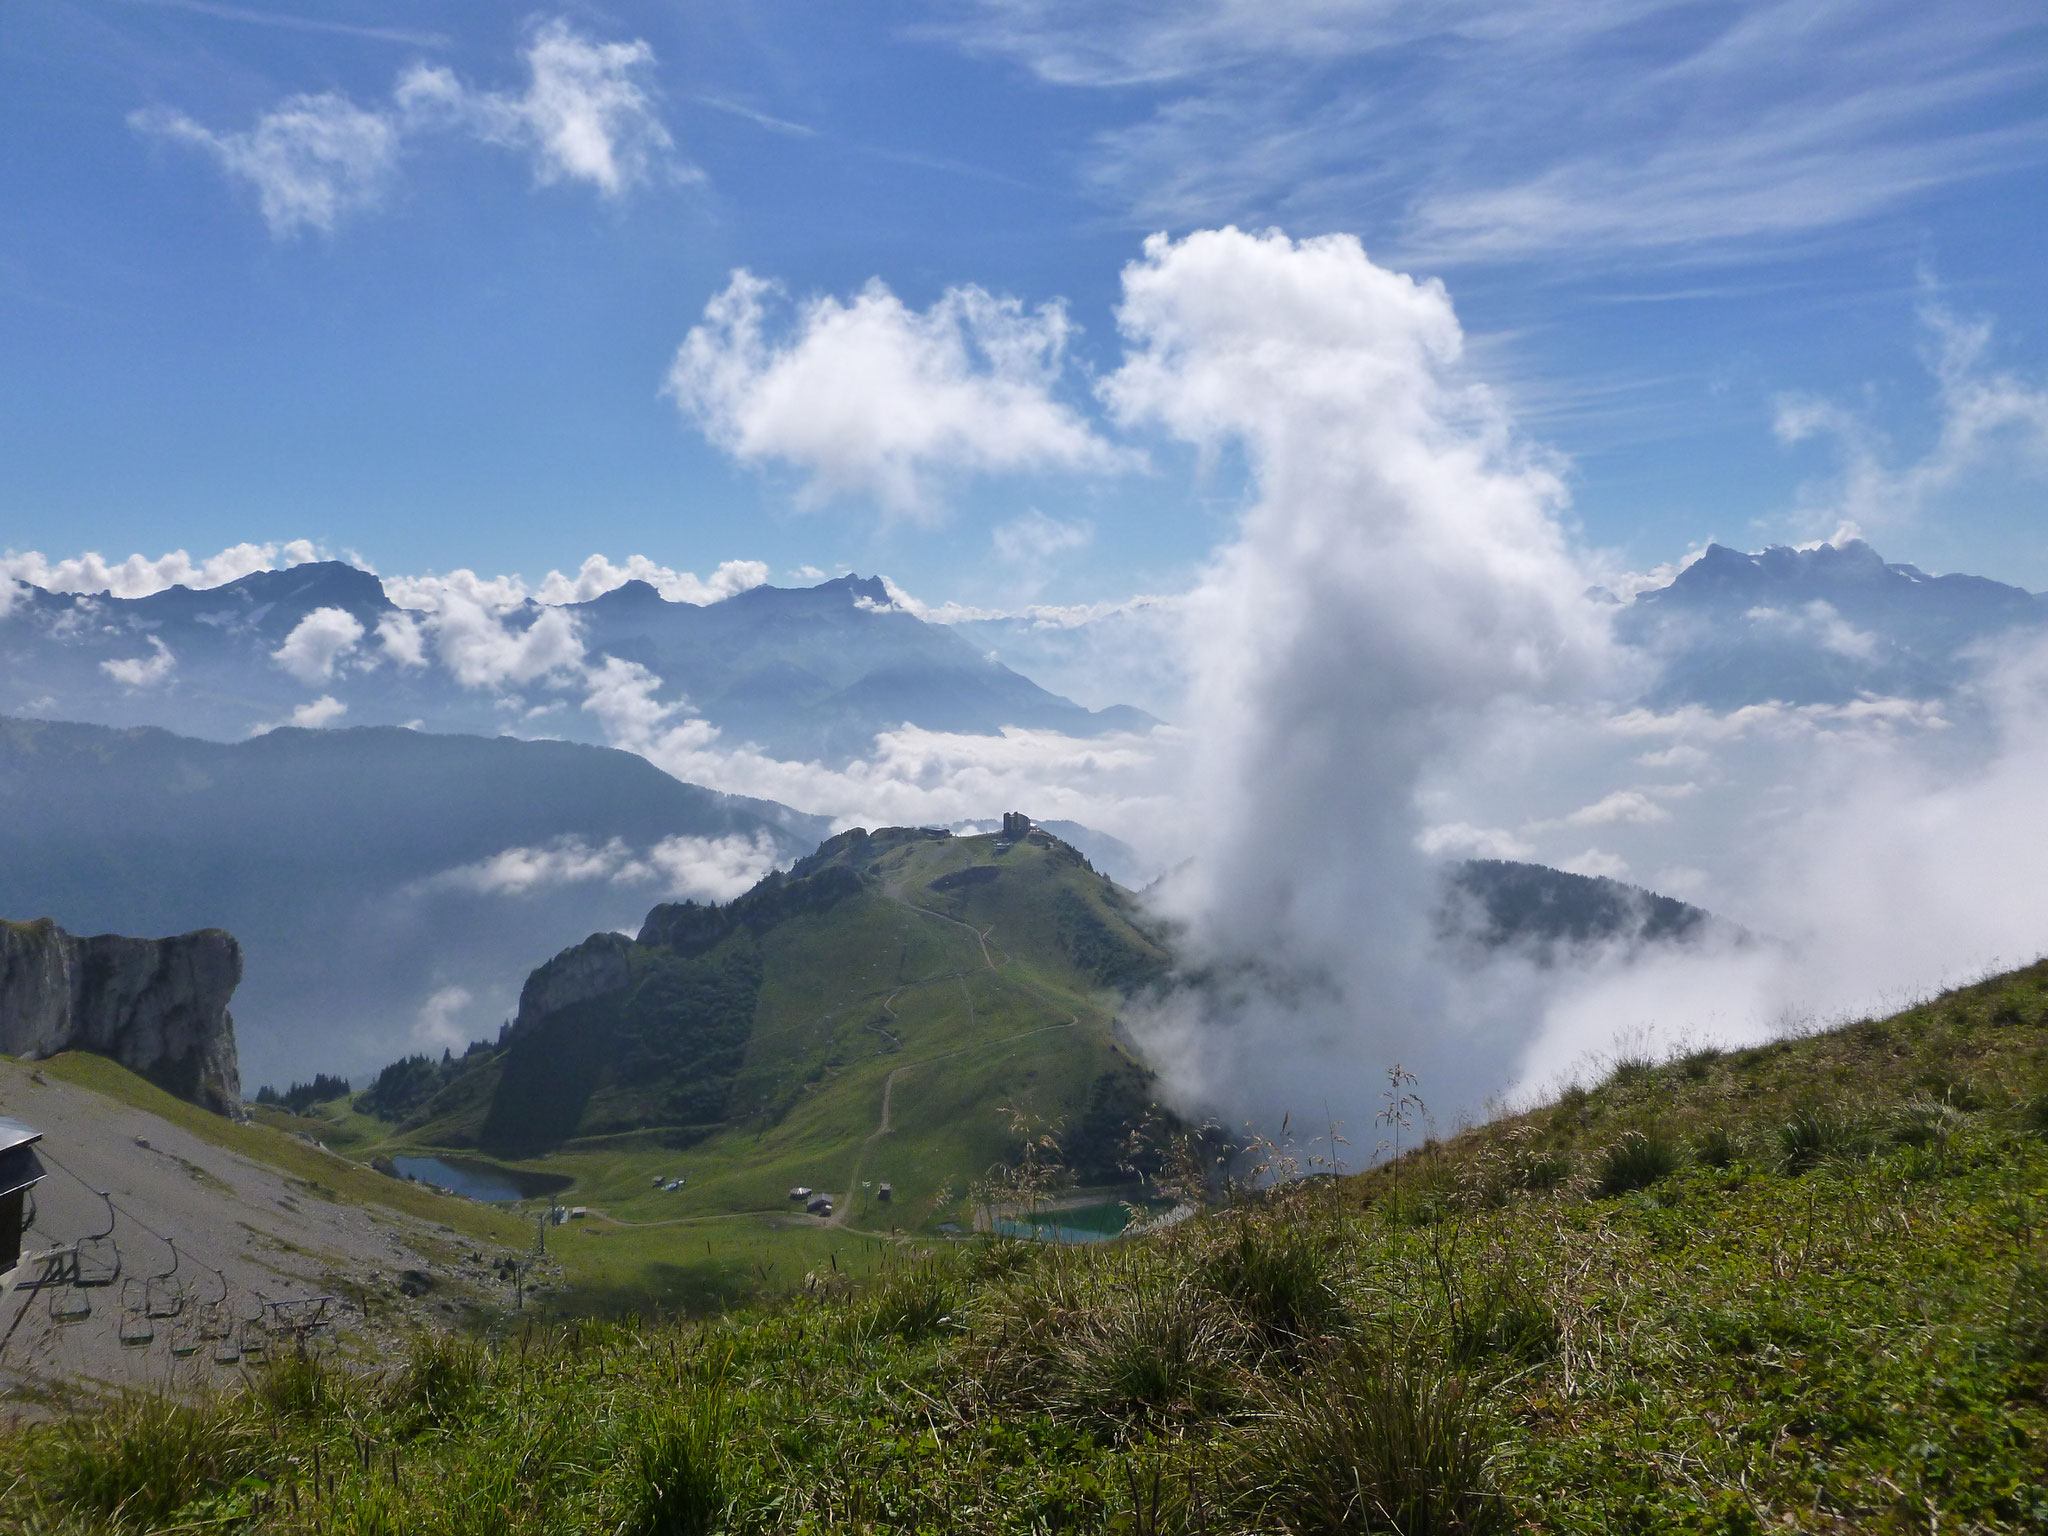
586, 890, 1070, 1236
826, 891, 1056, 1230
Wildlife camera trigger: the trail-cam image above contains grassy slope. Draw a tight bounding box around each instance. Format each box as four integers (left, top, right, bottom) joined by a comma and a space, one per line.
10, 961, 2048, 1533
263, 830, 1167, 1314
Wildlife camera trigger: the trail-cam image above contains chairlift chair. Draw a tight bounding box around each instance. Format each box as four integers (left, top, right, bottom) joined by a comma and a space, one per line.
30, 1249, 91, 1323
117, 1278, 155, 1347
195, 1267, 235, 1344
238, 1306, 271, 1365
73, 1193, 121, 1288
144, 1237, 185, 1319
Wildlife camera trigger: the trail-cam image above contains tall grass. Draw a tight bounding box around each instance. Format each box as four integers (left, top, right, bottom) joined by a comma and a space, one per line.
1199, 1214, 1345, 1344
1593, 1129, 1682, 1196
616, 1348, 731, 1536
1046, 1276, 1244, 1425
1240, 1344, 1505, 1536
20, 1393, 259, 1529
1775, 1103, 1878, 1173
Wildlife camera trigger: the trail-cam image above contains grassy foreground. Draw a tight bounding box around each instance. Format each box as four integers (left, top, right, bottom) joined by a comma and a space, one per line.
8, 962, 2048, 1534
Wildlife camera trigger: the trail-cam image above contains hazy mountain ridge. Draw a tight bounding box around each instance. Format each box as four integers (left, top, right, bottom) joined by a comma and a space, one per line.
1616, 538, 2048, 707
0, 715, 832, 1087
948, 540, 2048, 721
1440, 859, 1744, 963
0, 562, 1152, 763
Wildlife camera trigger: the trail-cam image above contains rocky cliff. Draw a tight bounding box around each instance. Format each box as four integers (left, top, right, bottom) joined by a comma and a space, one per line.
0, 919, 242, 1114
510, 931, 634, 1033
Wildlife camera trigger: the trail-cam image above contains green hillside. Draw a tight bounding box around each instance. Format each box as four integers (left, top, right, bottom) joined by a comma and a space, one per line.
301, 822, 1176, 1308
13, 955, 2048, 1533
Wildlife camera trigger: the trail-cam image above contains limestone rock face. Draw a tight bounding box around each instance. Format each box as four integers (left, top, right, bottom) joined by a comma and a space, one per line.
512, 931, 633, 1033
0, 919, 243, 1114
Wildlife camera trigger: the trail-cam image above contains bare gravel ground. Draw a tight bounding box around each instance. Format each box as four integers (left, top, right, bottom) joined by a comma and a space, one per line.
0, 1059, 528, 1421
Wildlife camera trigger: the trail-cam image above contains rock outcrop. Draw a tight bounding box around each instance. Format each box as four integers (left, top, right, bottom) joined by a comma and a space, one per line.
0, 919, 242, 1114
510, 931, 634, 1034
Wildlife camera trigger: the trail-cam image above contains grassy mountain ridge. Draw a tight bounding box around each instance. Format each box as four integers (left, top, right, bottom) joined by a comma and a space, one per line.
10, 955, 2048, 1532
313, 822, 1178, 1308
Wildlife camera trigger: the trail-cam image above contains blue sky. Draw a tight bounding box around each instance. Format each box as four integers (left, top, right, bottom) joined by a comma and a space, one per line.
5, 0, 2048, 607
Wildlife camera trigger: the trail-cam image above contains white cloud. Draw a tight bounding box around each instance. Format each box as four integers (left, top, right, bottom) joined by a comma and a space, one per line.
1415, 822, 1534, 860
396, 19, 680, 197
290, 695, 347, 728
1562, 789, 1671, 828
1776, 295, 2048, 537
1, 539, 319, 599
134, 17, 679, 236
1558, 848, 1631, 880
270, 605, 366, 685
99, 636, 176, 688
1743, 600, 1880, 661
376, 611, 428, 668
581, 650, 1180, 845
533, 554, 770, 605
252, 694, 349, 734
412, 985, 475, 1054
419, 830, 783, 903
668, 270, 1131, 520
1093, 226, 1614, 1129
131, 94, 400, 237
384, 570, 586, 689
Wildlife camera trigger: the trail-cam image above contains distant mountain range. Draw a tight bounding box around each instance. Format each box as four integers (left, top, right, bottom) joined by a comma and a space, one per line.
0, 563, 1152, 763
950, 540, 2048, 721
1611, 538, 2048, 708
0, 715, 830, 1088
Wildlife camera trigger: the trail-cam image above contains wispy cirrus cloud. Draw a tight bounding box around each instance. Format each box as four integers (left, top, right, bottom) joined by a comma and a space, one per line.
131, 16, 682, 235
1775, 292, 2048, 538
120, 0, 451, 49
935, 0, 2048, 265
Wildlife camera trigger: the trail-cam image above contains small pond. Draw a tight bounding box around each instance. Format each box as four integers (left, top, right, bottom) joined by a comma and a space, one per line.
390, 1155, 572, 1204
989, 1200, 1169, 1245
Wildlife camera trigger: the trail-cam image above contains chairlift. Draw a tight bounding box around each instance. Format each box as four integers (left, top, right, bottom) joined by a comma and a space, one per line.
16, 1245, 77, 1291
117, 1278, 155, 1347
73, 1192, 121, 1288
31, 1250, 91, 1323
195, 1268, 233, 1342
169, 1319, 201, 1358
268, 1295, 334, 1340
238, 1308, 272, 1365
144, 1237, 185, 1319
